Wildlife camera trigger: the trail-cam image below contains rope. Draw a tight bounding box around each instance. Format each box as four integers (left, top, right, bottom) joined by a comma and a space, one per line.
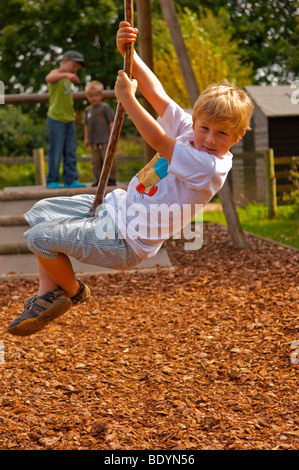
90, 0, 134, 216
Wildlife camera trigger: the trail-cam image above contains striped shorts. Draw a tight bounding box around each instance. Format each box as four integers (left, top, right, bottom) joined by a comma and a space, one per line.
23, 194, 141, 270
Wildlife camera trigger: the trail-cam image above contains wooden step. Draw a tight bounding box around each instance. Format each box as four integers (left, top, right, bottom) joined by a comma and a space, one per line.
0, 248, 173, 279
0, 182, 124, 256
0, 183, 127, 215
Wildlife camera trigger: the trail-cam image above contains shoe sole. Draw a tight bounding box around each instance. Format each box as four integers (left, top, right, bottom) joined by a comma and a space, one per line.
7, 297, 72, 337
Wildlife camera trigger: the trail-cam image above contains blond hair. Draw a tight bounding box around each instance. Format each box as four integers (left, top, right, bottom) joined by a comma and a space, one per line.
192, 81, 254, 139
85, 80, 104, 95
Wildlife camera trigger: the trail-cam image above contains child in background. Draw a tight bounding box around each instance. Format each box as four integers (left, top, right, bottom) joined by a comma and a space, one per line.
46, 50, 86, 189
7, 22, 254, 337
84, 81, 117, 187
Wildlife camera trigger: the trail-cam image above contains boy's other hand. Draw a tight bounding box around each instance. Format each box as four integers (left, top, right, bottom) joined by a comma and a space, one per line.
68, 73, 81, 84
117, 21, 138, 57
115, 70, 137, 102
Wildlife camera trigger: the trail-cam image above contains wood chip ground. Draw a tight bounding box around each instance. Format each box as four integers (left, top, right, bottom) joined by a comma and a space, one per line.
0, 222, 298, 450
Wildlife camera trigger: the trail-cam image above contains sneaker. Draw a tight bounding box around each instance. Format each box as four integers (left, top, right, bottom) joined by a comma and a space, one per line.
17, 281, 89, 334
7, 289, 72, 337
107, 179, 116, 186
71, 279, 90, 305
23, 280, 89, 308
47, 182, 63, 189
64, 181, 86, 188
24, 293, 38, 309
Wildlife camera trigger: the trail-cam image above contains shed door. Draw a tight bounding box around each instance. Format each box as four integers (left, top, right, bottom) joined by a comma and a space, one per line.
268, 116, 299, 157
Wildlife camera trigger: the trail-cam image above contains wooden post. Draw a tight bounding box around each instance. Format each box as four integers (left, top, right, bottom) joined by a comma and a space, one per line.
90, 0, 134, 216
265, 148, 277, 219
33, 148, 46, 186
218, 179, 248, 249
159, 0, 199, 107
159, 0, 248, 248
136, 0, 156, 163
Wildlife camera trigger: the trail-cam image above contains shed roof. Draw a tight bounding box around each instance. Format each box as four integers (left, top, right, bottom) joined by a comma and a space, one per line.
245, 85, 299, 117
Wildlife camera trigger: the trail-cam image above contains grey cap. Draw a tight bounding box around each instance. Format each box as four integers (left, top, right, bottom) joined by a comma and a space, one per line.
63, 50, 85, 67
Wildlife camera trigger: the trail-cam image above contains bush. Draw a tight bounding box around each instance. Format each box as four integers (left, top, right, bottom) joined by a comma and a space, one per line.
0, 106, 48, 156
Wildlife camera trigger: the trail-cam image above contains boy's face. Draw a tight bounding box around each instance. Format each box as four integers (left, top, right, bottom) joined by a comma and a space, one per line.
193, 114, 242, 158
86, 92, 103, 106
62, 59, 82, 74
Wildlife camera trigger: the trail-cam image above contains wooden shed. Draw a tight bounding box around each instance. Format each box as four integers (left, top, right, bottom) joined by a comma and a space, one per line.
231, 85, 299, 206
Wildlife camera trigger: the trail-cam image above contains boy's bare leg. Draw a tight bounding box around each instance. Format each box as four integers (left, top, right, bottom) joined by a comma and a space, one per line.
37, 253, 80, 298
37, 258, 59, 295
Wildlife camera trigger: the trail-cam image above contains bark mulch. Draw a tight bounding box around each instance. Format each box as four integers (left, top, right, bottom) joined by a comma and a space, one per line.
0, 222, 298, 450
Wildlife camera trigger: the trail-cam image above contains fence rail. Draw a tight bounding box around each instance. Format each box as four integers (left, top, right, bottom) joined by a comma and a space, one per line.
3, 89, 142, 105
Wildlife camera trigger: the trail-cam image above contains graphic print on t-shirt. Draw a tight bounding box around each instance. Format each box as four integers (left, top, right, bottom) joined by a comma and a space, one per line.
63, 80, 72, 95
136, 153, 168, 196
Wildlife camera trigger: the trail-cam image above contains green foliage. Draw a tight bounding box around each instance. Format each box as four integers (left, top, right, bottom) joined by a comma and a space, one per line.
153, 7, 253, 107
0, 0, 124, 93
224, 0, 299, 83
1, 0, 297, 97
152, 0, 298, 85
0, 163, 35, 188
116, 136, 144, 157
0, 106, 48, 155
0, 0, 297, 111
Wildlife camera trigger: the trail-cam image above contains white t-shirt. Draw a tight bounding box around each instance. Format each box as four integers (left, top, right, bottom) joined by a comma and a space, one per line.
105, 100, 232, 259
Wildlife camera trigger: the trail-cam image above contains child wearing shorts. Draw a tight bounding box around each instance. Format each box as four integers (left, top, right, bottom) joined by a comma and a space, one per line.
7, 22, 253, 336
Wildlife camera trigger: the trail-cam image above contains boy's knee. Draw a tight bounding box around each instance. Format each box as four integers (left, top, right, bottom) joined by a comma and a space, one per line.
24, 225, 41, 248
31, 198, 51, 211
24, 225, 56, 259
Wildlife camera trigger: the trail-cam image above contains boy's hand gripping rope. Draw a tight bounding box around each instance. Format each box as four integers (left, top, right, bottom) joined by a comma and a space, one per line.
90, 0, 134, 217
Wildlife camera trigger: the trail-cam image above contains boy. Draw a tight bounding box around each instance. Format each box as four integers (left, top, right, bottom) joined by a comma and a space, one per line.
83, 81, 117, 187
7, 22, 254, 337
46, 50, 86, 189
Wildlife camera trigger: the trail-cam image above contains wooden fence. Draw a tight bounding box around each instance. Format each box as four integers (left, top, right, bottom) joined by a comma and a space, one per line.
231, 151, 265, 207
0, 148, 98, 187
219, 149, 298, 217
264, 149, 299, 218
0, 148, 47, 186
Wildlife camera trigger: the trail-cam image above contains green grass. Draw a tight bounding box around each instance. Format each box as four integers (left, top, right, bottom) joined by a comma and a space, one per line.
200, 202, 299, 249
0, 163, 36, 188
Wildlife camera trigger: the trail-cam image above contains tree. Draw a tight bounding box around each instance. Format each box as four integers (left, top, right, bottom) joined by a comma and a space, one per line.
152, 7, 253, 108
0, 0, 124, 94
225, 0, 299, 84
1, 0, 297, 95
152, 0, 298, 84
